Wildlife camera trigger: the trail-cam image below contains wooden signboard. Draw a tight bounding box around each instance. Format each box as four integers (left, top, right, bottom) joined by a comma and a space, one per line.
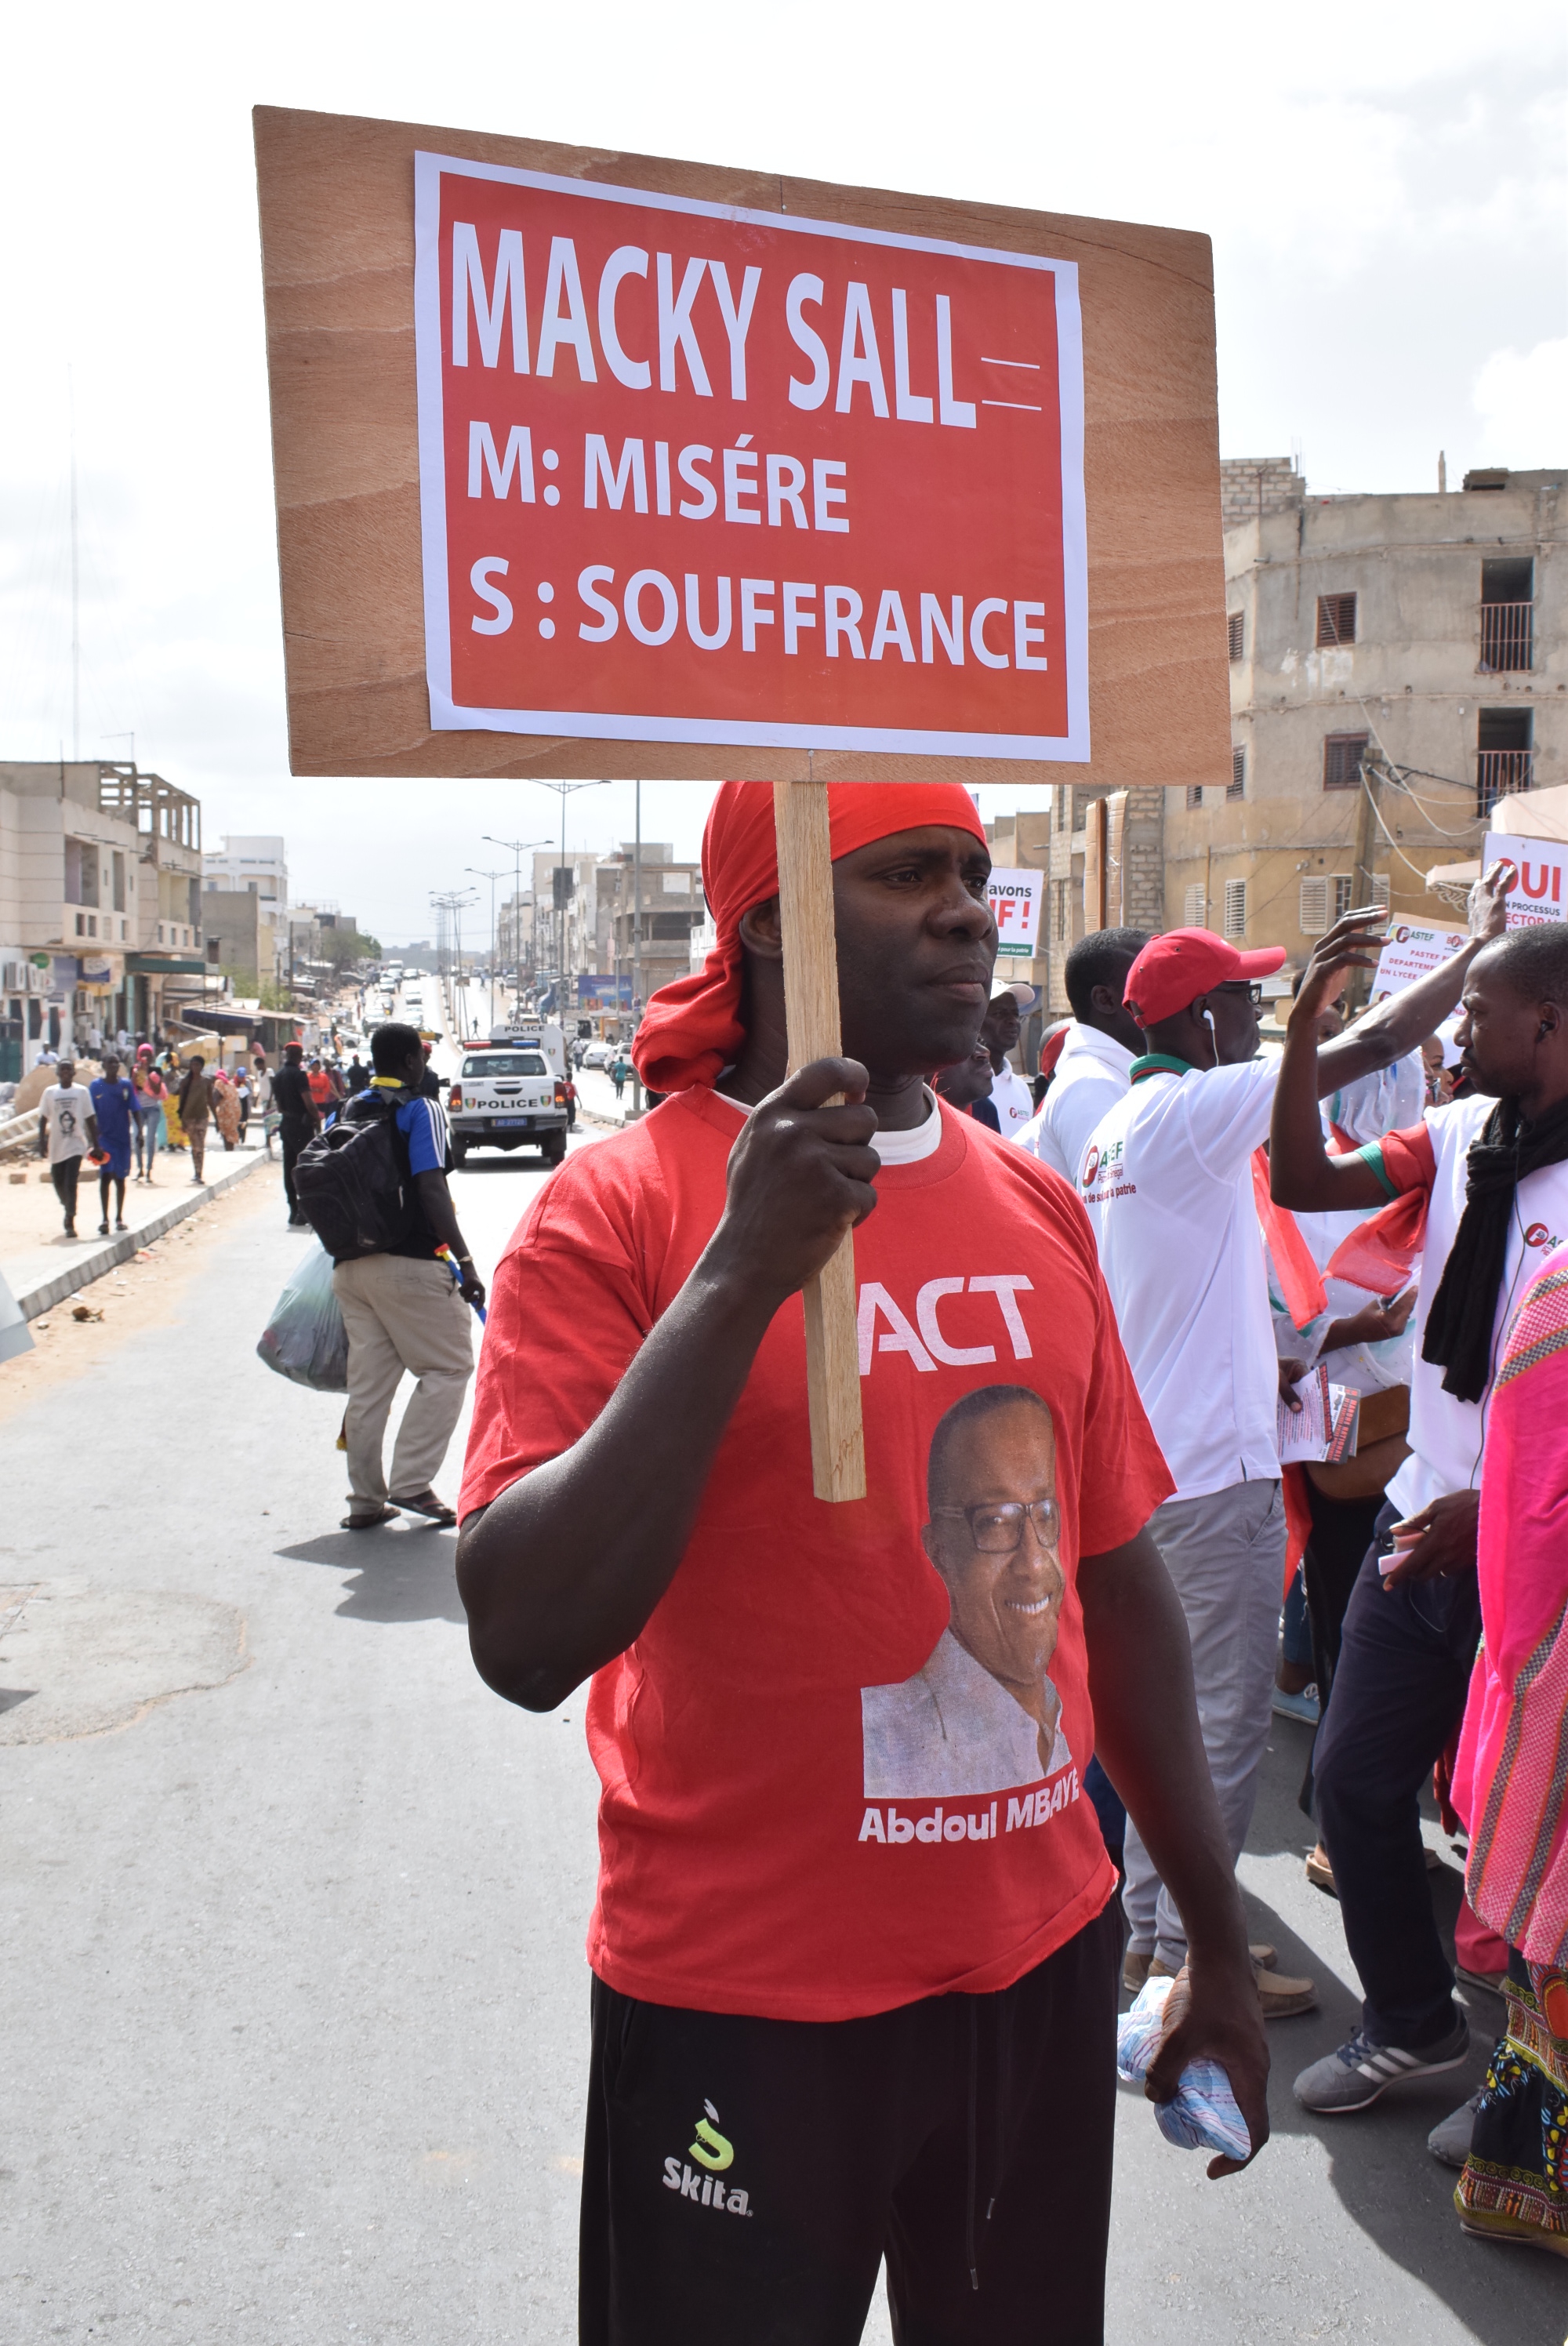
255, 105, 1229, 1498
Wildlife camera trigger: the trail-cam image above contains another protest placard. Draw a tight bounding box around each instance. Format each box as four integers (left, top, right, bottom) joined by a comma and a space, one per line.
986, 868, 1044, 959
1483, 831, 1568, 928
1369, 921, 1468, 1004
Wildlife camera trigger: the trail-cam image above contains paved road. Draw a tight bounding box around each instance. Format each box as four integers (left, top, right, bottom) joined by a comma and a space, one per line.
2, 1131, 1559, 2344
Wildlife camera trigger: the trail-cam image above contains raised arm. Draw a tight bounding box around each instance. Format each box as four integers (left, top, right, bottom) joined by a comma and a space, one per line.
456, 1060, 880, 1712
1309, 865, 1509, 1095
1272, 871, 1508, 1211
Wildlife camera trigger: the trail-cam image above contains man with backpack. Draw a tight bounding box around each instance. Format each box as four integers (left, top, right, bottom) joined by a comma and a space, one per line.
299, 1023, 487, 1531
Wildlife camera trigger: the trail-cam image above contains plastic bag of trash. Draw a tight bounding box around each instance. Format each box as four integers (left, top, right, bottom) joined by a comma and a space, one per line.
1116, 1974, 1251, 2163
256, 1240, 349, 1393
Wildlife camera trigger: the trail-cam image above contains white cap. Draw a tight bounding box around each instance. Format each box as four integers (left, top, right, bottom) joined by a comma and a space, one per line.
989, 977, 1038, 1009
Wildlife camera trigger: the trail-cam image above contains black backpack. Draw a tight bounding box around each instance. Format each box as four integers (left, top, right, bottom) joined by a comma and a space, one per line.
294, 1091, 418, 1262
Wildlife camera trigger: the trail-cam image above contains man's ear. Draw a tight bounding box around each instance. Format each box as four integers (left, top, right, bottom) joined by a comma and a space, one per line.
738, 898, 783, 961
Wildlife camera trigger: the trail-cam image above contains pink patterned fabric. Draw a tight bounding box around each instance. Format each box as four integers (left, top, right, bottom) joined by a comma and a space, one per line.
1454, 1243, 1568, 1966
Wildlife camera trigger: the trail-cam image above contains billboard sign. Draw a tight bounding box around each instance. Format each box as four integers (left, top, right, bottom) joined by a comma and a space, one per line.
413, 154, 1087, 761
1369, 921, 1467, 1003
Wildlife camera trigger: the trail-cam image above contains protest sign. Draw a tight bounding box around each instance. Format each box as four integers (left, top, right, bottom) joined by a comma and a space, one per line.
256, 106, 1227, 787
416, 155, 1086, 760
1483, 832, 1568, 928
987, 868, 1044, 958
256, 106, 1228, 1499
1369, 921, 1467, 1004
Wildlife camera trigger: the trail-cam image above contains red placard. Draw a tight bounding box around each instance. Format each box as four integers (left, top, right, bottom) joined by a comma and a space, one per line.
414, 154, 1087, 761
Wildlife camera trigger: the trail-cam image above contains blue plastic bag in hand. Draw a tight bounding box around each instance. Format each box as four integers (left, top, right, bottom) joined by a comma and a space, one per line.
256, 1240, 350, 1393
1116, 1974, 1251, 2163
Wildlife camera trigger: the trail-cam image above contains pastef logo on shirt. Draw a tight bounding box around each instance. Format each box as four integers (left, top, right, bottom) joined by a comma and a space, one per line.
662, 2101, 751, 2217
1525, 1222, 1563, 1254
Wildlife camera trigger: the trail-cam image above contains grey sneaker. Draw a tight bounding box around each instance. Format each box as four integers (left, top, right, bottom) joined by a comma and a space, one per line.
1294, 2016, 1469, 2113
1428, 2092, 1484, 2168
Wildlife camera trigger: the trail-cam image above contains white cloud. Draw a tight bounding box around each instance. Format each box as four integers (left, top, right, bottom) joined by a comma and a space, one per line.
1472, 337, 1568, 467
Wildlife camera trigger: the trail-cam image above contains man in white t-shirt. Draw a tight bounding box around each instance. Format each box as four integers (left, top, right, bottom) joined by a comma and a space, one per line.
1018, 928, 1148, 1181
1080, 906, 1501, 2018
35, 1060, 98, 1240
1270, 899, 1568, 2126
979, 978, 1038, 1138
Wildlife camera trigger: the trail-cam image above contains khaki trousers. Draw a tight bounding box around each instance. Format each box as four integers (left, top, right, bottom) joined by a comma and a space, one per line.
332, 1254, 474, 1509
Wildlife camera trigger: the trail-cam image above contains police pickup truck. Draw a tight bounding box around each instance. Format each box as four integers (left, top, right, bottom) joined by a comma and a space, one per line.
447, 1041, 568, 1166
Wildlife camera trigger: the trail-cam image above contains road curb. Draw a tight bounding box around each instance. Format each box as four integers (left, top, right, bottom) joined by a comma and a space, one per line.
14, 1149, 275, 1322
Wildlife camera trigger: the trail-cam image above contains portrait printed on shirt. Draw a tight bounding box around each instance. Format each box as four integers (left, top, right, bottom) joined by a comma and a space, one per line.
861, 1385, 1074, 1799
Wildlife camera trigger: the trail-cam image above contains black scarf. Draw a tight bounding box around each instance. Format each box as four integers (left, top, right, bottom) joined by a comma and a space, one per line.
1422, 1093, 1568, 1404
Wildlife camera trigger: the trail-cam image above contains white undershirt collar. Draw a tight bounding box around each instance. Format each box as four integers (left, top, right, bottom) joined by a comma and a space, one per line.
711, 1082, 944, 1164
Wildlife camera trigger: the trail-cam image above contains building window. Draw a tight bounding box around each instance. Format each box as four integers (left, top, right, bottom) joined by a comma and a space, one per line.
208, 938, 221, 963
1477, 708, 1534, 815
1228, 748, 1245, 800
1316, 593, 1357, 647
1333, 876, 1356, 922
1299, 879, 1328, 936
1186, 785, 1203, 809
1227, 612, 1244, 661
75, 912, 86, 937
1323, 732, 1369, 791
1183, 883, 1205, 927
1223, 880, 1247, 939
1479, 557, 1534, 673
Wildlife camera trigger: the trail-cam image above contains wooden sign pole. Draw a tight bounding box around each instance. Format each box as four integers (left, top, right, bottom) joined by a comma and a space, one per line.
773, 780, 866, 1504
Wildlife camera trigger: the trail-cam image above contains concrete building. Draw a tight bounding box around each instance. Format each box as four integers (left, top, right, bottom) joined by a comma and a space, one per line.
0, 761, 205, 1078
1029, 459, 1566, 1025
594, 844, 706, 1015
203, 834, 288, 986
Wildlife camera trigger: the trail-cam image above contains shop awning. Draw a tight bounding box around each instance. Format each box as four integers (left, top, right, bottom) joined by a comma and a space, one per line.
125, 953, 207, 975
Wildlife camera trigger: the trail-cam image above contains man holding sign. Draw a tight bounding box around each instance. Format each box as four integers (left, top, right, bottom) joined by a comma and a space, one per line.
458, 781, 1269, 2341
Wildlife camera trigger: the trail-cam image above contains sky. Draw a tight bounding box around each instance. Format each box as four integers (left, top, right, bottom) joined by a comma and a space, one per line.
1, 1, 1563, 945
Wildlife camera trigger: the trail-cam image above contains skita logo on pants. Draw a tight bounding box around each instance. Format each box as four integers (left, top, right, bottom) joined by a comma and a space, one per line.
662, 2099, 752, 2216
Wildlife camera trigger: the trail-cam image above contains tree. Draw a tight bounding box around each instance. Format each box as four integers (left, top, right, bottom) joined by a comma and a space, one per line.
317, 928, 382, 970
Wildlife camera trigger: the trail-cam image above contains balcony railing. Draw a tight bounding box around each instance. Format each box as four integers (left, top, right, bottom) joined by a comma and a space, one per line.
1479, 602, 1534, 673
1477, 750, 1534, 816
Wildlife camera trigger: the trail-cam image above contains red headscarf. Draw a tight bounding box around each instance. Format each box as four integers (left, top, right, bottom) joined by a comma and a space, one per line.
632, 781, 989, 1095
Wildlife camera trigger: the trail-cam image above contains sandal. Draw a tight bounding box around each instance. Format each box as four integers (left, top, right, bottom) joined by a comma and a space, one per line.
341, 1505, 401, 1531
390, 1489, 459, 1527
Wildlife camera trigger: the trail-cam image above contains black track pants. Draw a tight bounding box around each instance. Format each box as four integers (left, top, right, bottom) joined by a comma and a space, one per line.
579, 1903, 1120, 2346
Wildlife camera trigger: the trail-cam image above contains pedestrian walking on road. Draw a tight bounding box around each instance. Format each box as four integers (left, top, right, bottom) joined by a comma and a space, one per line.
89, 1055, 136, 1232
176, 1057, 216, 1184
610, 1053, 629, 1101
35, 1059, 96, 1238
131, 1049, 164, 1182
346, 1055, 368, 1095
234, 1066, 252, 1143
270, 1044, 320, 1225
457, 781, 1272, 2344
212, 1068, 241, 1153
321, 1022, 485, 1532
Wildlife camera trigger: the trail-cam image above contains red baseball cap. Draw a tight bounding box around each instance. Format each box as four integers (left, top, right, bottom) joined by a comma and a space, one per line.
1123, 928, 1287, 1028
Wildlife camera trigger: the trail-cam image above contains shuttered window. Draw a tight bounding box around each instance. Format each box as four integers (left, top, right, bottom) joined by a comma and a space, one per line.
1316, 593, 1357, 646
1184, 883, 1205, 926
1333, 876, 1356, 921
1228, 612, 1245, 660
1186, 785, 1203, 808
1228, 748, 1246, 800
1323, 733, 1369, 791
1299, 879, 1329, 935
1223, 880, 1247, 939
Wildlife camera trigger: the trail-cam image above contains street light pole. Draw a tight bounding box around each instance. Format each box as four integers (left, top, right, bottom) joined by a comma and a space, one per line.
466, 866, 510, 1033
532, 782, 608, 1029
430, 888, 477, 1040
483, 833, 550, 1014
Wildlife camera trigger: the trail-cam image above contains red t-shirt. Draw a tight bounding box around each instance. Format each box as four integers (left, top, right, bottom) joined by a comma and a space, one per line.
461, 1089, 1172, 2021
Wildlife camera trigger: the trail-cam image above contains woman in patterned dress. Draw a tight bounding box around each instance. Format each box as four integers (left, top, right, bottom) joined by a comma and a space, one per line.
1450, 1240, 1568, 2257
